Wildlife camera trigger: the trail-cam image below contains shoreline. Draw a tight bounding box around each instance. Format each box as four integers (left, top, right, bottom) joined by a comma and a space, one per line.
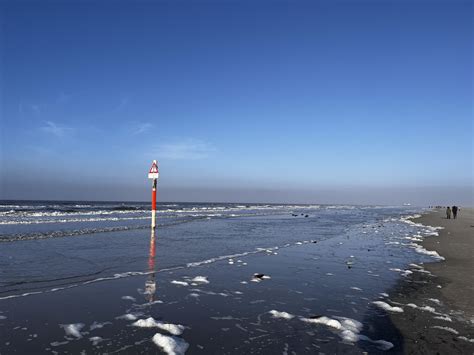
387, 208, 474, 353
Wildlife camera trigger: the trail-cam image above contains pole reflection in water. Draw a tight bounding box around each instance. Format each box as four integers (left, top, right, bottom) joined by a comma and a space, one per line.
144, 228, 157, 302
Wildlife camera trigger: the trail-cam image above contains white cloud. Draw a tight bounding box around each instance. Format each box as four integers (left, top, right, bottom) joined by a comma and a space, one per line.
40, 121, 71, 138
155, 139, 216, 160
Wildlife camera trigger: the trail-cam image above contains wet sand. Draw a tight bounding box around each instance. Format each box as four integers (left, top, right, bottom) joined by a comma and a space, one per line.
388, 208, 474, 354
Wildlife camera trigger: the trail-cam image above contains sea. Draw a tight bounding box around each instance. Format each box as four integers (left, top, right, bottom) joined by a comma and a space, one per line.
0, 201, 445, 354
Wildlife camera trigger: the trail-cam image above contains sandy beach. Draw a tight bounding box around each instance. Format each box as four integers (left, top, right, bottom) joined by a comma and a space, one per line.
387, 208, 474, 354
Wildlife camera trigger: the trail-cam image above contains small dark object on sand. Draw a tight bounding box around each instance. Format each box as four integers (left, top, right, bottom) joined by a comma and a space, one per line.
311, 240, 317, 243
301, 213, 304, 216
253, 273, 265, 279
368, 249, 371, 251
305, 215, 309, 217
309, 315, 324, 319
347, 265, 352, 269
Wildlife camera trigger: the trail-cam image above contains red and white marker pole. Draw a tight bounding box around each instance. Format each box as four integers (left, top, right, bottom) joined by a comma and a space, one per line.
148, 160, 159, 229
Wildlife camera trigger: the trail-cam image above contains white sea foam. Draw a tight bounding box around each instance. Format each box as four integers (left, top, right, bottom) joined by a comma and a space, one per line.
0, 215, 152, 225
350, 287, 362, 291
431, 326, 459, 334
458, 336, 474, 343
189, 276, 209, 284
427, 298, 441, 305
372, 301, 403, 313
188, 288, 229, 297
434, 315, 452, 322
116, 312, 143, 321
251, 273, 271, 283
379, 293, 389, 297
301, 316, 342, 329
59, 323, 85, 338
171, 280, 189, 286
413, 245, 445, 260
121, 296, 136, 301
405, 303, 438, 314
51, 341, 69, 347
90, 321, 111, 330
152, 333, 189, 355
133, 317, 185, 336
298, 313, 393, 350
389, 268, 413, 277
405, 236, 423, 242
269, 310, 295, 320
89, 336, 103, 346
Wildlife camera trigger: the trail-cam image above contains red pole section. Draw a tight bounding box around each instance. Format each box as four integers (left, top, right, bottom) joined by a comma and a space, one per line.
148, 160, 159, 229
151, 179, 157, 229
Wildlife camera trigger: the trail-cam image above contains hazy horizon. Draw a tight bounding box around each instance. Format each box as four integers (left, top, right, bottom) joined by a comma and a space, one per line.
1, 182, 472, 207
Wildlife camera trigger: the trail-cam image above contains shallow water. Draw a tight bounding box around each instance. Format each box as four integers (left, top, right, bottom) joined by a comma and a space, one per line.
0, 201, 444, 353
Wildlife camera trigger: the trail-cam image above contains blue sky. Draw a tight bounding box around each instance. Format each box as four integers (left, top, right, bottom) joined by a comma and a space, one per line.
1, 0, 472, 205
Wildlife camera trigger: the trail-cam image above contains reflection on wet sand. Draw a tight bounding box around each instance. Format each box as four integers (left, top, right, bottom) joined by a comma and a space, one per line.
144, 229, 156, 302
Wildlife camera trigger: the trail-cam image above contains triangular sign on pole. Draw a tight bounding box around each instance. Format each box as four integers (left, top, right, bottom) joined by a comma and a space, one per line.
148, 160, 159, 179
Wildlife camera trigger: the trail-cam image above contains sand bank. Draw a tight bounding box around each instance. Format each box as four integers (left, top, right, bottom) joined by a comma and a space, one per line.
388, 208, 474, 354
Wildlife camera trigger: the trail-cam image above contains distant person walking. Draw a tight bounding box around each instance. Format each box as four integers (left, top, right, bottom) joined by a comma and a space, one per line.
446, 206, 451, 219
452, 205, 458, 219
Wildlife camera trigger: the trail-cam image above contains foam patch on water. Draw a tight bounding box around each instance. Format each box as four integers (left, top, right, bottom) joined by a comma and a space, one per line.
189, 276, 209, 284
152, 333, 189, 355
89, 336, 103, 346
51, 340, 69, 347
251, 274, 271, 283
413, 245, 445, 260
90, 321, 112, 330
389, 268, 413, 277
405, 236, 423, 242
59, 323, 85, 338
171, 280, 189, 286
133, 317, 185, 336
116, 312, 143, 321
350, 287, 362, 291
269, 310, 295, 320
434, 315, 452, 322
285, 312, 394, 350
301, 316, 342, 329
121, 296, 136, 301
372, 301, 403, 313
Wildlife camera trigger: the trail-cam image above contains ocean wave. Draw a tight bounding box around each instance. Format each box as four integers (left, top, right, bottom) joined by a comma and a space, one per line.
0, 216, 152, 225
0, 216, 213, 242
